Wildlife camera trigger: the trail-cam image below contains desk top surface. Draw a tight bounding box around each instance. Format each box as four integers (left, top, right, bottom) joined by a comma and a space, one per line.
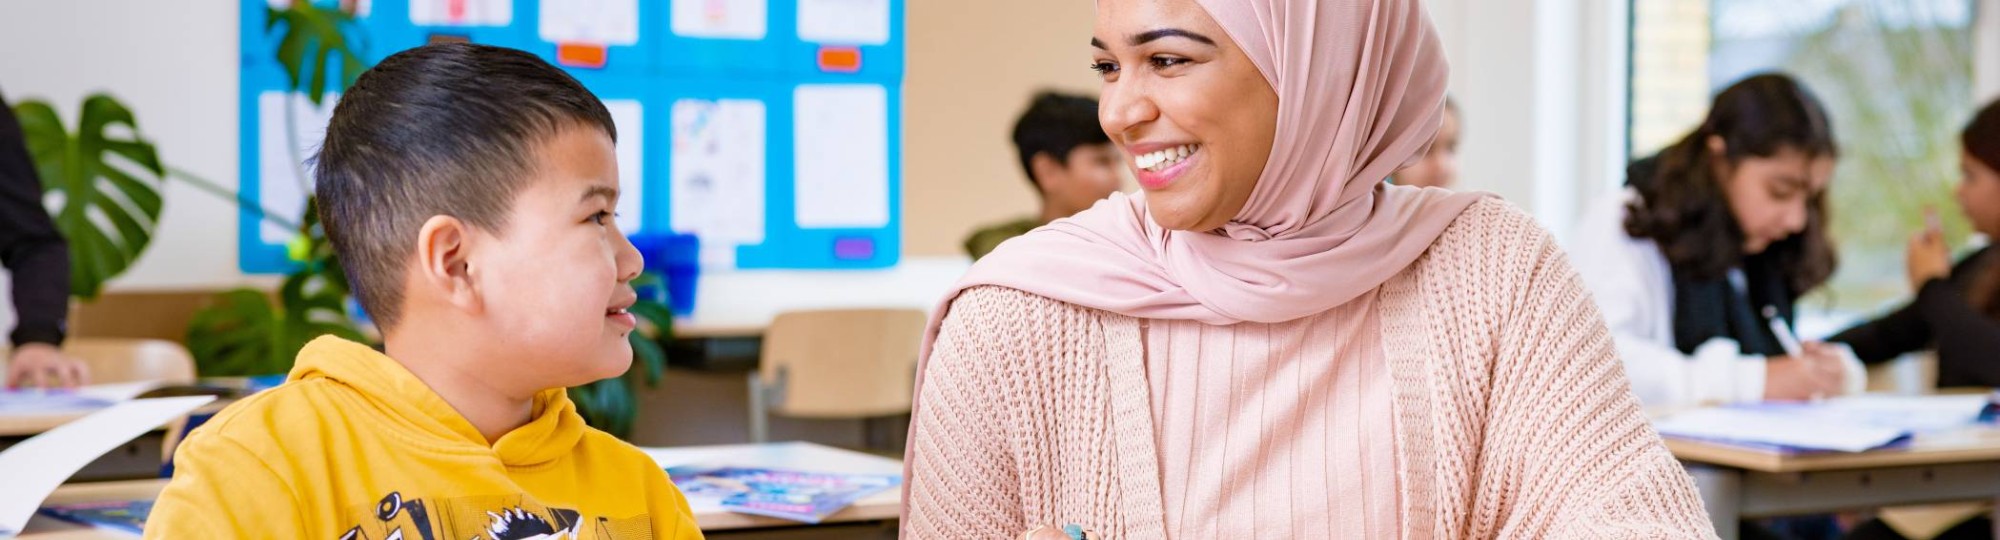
1668, 423, 2000, 473
19, 441, 902, 537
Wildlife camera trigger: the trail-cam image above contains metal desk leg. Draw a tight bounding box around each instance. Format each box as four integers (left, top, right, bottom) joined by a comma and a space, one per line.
1686, 463, 1743, 540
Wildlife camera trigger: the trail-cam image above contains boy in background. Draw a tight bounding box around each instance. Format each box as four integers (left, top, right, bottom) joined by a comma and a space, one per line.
964, 91, 1123, 260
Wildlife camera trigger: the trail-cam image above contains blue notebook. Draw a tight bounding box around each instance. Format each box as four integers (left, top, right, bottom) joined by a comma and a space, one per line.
666, 465, 901, 524
38, 500, 152, 534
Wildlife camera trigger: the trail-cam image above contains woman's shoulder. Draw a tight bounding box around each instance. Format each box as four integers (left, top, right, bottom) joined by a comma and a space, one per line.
1398, 197, 1584, 312
1425, 197, 1561, 270
935, 286, 1117, 359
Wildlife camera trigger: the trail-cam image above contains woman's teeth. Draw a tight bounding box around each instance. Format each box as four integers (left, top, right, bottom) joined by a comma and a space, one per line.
1135, 144, 1199, 172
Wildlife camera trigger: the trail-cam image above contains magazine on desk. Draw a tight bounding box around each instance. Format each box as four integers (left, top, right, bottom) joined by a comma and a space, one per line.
37, 500, 152, 535
665, 465, 901, 524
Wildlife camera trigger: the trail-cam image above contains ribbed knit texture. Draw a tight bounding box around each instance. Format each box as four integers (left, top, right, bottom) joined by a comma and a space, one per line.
1147, 292, 1398, 538
902, 199, 1717, 539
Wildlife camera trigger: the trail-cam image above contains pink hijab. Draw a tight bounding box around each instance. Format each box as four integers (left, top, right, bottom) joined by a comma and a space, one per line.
937, 0, 1488, 332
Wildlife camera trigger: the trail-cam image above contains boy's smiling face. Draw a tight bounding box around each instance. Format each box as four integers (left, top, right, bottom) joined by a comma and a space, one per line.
464, 124, 642, 391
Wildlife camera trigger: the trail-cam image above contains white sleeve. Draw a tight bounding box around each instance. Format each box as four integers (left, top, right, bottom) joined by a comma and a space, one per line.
1569, 192, 1768, 408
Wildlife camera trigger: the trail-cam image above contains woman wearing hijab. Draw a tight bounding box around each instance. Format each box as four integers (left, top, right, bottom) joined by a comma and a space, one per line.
900, 0, 1713, 537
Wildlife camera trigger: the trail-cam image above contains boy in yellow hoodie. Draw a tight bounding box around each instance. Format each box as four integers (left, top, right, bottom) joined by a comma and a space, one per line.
146, 43, 702, 539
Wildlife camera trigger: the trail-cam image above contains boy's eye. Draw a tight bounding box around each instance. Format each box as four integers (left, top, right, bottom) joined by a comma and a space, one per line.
588, 211, 613, 225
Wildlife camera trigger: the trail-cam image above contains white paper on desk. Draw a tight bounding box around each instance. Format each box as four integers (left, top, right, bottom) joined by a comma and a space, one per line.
0, 381, 166, 414
0, 396, 213, 536
1811, 394, 1991, 433
1655, 407, 1909, 453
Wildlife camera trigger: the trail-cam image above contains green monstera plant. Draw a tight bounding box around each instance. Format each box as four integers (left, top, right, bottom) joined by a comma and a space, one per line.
175, 0, 673, 439
12, 95, 167, 300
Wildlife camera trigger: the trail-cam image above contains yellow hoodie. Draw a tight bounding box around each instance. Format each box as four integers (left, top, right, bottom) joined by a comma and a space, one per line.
145, 336, 703, 539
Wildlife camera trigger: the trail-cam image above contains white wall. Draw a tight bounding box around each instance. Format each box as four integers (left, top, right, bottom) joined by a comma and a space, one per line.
1426, 0, 1630, 241
0, 0, 254, 292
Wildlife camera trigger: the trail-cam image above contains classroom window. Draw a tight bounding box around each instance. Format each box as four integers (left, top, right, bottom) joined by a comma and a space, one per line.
1628, 0, 1978, 316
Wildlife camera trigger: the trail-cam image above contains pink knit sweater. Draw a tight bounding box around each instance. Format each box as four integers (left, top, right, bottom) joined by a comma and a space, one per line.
903, 200, 1716, 539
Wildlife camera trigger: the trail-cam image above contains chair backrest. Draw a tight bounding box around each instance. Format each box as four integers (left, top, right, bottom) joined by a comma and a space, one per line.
756, 308, 927, 419
64, 338, 198, 385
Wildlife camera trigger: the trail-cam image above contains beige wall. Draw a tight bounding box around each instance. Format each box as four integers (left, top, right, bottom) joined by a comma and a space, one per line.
901, 0, 1103, 257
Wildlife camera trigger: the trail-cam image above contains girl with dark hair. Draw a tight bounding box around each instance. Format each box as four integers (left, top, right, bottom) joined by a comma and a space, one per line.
1829, 98, 2000, 389
1574, 73, 1866, 408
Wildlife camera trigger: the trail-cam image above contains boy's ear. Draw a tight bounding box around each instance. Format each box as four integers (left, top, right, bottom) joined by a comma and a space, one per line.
414, 215, 482, 314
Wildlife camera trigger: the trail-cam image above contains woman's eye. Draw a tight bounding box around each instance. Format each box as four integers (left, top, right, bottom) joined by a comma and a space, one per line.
1150, 56, 1189, 69
1089, 61, 1119, 75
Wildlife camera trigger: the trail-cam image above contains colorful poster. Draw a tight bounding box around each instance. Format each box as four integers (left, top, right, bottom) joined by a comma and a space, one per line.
671, 98, 767, 266
672, 0, 767, 40
255, 91, 338, 244
409, 0, 510, 26
792, 84, 888, 228
797, 0, 889, 45
604, 99, 646, 234
540, 0, 640, 46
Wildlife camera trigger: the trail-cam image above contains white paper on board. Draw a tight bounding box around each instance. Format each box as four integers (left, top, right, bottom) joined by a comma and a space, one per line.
671, 98, 767, 266
410, 0, 511, 26
0, 396, 214, 536
797, 0, 890, 45
672, 0, 768, 40
793, 84, 889, 229
541, 0, 640, 46
603, 100, 646, 234
257, 91, 339, 245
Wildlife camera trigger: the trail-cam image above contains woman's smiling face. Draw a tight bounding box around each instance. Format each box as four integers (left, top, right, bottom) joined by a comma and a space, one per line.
1091, 0, 1279, 232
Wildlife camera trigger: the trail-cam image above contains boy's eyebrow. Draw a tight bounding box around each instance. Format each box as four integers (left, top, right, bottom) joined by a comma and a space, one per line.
579, 184, 619, 204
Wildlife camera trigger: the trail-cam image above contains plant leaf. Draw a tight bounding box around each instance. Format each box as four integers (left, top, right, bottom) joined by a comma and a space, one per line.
14, 95, 165, 300
265, 2, 366, 105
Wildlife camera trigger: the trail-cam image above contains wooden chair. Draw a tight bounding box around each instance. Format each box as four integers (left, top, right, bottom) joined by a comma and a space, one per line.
61, 338, 198, 386
748, 309, 926, 445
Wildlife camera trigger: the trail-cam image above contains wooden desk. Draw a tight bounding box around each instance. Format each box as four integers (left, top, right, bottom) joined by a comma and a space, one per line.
1673, 425, 2000, 540
0, 411, 96, 438
20, 442, 901, 537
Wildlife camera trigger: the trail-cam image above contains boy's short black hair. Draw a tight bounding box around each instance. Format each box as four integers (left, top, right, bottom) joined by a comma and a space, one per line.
1011, 91, 1110, 187
314, 43, 616, 330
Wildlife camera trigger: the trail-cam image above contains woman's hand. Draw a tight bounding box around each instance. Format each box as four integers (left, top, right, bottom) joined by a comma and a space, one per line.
1763, 346, 1844, 402
1907, 214, 1952, 292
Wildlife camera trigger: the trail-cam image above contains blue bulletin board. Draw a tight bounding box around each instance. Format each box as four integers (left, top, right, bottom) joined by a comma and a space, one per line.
238, 0, 904, 275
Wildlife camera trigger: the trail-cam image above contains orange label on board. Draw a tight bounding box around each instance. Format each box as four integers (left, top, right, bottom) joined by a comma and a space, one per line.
557, 43, 608, 69
817, 46, 861, 73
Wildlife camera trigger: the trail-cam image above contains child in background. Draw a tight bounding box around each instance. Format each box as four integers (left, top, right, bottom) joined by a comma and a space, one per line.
145, 43, 701, 539
1393, 98, 1461, 189
1831, 98, 2000, 389
963, 91, 1123, 260
1571, 73, 1864, 409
